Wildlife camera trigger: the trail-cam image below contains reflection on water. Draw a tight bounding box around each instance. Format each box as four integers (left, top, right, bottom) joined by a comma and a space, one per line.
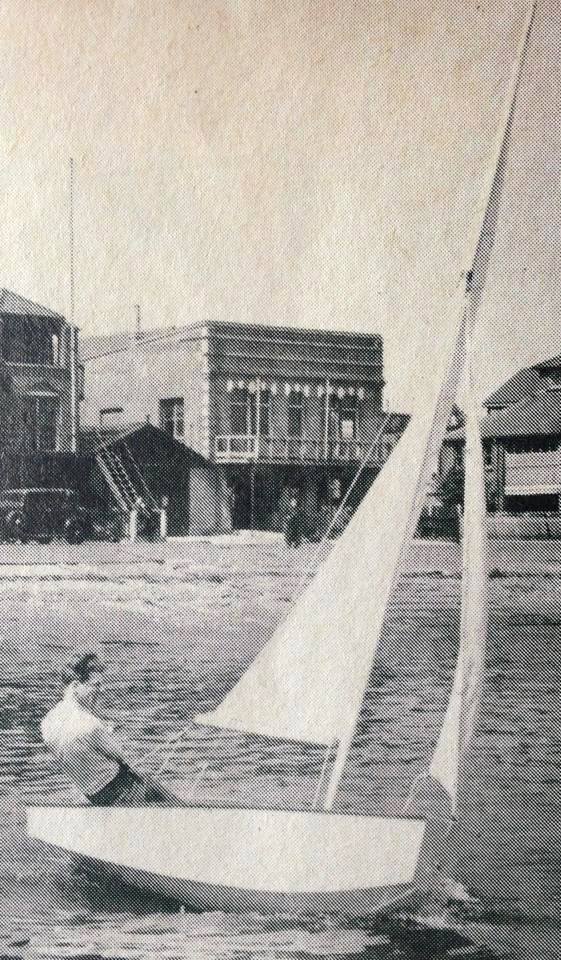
0, 540, 560, 959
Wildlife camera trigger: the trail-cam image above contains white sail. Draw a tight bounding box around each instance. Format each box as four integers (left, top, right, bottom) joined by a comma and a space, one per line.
427, 2, 534, 808
196, 312, 466, 747
428, 305, 487, 811
197, 0, 535, 771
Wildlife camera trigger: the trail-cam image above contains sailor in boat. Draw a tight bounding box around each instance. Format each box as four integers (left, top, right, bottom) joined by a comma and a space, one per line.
41, 652, 176, 806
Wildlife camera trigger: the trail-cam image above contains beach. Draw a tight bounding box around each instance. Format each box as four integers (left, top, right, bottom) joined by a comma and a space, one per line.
0, 536, 560, 959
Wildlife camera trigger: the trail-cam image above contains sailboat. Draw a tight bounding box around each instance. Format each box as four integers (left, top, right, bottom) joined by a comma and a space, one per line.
26, 7, 535, 915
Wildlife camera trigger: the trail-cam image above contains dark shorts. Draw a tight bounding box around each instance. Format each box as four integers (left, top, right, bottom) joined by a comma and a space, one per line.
87, 765, 181, 806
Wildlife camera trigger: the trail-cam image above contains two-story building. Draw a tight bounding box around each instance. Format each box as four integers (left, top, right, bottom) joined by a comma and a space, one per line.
445, 352, 561, 514
0, 290, 82, 487
81, 321, 409, 533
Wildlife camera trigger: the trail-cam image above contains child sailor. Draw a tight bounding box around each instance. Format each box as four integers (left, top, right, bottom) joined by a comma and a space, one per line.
41, 652, 174, 806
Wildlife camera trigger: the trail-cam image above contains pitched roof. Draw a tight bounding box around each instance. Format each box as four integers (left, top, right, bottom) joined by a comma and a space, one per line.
448, 386, 561, 441
79, 421, 205, 461
0, 289, 63, 320
485, 351, 561, 410
535, 353, 561, 370
485, 365, 541, 408
79, 421, 149, 452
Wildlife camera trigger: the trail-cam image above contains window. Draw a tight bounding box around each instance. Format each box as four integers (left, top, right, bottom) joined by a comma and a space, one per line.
159, 398, 184, 439
339, 396, 358, 439
229, 388, 255, 434
288, 392, 303, 437
21, 394, 59, 451
329, 396, 359, 440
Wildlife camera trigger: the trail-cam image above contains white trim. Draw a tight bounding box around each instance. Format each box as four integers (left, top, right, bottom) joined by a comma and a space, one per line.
505, 484, 561, 496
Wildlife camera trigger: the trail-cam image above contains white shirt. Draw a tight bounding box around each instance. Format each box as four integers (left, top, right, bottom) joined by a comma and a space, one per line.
41, 684, 120, 797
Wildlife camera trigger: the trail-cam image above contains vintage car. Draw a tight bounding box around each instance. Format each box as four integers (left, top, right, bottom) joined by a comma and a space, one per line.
0, 488, 123, 544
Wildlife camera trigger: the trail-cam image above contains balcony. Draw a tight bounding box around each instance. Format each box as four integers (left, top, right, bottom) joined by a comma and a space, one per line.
214, 434, 392, 465
505, 449, 561, 495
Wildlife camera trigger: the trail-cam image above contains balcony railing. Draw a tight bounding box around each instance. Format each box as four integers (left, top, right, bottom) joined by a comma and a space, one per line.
214, 434, 392, 464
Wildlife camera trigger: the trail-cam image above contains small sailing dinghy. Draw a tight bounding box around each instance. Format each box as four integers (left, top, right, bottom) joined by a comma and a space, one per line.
27, 8, 534, 915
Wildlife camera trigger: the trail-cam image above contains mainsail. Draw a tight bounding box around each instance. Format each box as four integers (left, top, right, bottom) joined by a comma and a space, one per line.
196, 3, 535, 810
196, 314, 465, 749
428, 1, 535, 811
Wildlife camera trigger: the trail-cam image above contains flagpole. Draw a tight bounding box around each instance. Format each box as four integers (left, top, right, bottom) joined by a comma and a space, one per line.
69, 157, 78, 453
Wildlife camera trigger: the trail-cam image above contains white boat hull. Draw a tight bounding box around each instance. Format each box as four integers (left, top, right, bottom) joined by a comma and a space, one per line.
27, 806, 439, 915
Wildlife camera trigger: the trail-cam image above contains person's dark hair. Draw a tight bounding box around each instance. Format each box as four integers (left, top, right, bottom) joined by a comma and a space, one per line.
64, 652, 104, 684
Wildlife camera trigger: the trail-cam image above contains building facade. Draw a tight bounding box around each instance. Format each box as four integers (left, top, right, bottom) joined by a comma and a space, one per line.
445, 352, 561, 513
81, 322, 409, 533
0, 290, 81, 465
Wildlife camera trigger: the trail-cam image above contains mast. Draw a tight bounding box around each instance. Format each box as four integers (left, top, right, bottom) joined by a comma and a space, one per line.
323, 3, 536, 813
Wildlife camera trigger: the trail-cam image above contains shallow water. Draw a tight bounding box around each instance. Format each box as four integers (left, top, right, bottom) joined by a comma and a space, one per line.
0, 539, 560, 959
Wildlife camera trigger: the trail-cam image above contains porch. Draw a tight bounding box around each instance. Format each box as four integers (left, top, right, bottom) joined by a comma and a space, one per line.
214, 433, 395, 466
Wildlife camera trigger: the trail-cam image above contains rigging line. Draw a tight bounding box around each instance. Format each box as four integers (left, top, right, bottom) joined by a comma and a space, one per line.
311, 739, 336, 810
183, 761, 210, 803
293, 411, 394, 598
401, 770, 431, 815
117, 417, 395, 765
128, 416, 395, 736
401, 3, 535, 824
123, 411, 392, 758
132, 723, 193, 773
323, 306, 469, 813
124, 413, 396, 760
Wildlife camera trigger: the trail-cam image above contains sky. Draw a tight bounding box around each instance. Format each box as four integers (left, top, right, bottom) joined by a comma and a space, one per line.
0, 0, 559, 412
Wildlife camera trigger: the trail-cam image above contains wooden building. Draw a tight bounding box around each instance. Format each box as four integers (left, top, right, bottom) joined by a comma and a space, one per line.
81, 322, 409, 533
445, 352, 561, 513
79, 423, 200, 535
0, 290, 82, 488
